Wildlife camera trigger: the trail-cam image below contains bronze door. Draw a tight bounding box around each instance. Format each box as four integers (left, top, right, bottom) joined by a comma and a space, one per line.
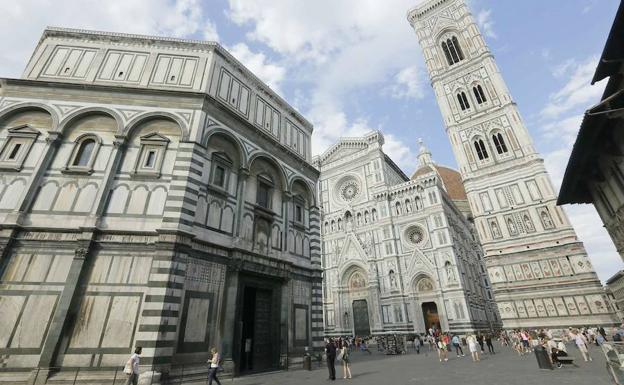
352, 300, 371, 337
252, 288, 273, 370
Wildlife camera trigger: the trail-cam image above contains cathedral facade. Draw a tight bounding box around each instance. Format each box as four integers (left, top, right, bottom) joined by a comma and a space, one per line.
0, 28, 321, 382
408, 0, 618, 328
316, 132, 499, 336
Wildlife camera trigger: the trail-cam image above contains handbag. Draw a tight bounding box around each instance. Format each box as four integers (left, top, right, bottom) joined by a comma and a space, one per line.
123, 358, 133, 375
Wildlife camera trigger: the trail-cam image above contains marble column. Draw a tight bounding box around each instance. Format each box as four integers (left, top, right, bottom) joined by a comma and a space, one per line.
234, 167, 249, 238
8, 132, 61, 225
32, 232, 94, 384
220, 258, 242, 373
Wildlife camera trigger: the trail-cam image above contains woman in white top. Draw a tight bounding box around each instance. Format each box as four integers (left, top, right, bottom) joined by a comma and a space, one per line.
467, 335, 480, 362
208, 347, 222, 385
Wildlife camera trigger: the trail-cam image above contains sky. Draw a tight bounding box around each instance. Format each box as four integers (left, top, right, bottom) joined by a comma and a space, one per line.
0, 0, 621, 283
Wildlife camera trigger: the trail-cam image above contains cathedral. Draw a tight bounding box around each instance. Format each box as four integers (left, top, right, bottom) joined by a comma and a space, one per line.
408, 0, 618, 329
316, 132, 499, 336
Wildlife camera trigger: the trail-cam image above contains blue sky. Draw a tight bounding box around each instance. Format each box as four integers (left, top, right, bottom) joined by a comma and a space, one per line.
0, 0, 621, 282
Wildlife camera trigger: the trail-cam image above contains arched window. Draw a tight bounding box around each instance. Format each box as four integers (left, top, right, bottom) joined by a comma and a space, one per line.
457, 92, 470, 111
473, 139, 489, 160
414, 197, 422, 210
405, 199, 412, 213
492, 133, 509, 154
72, 138, 96, 167
356, 212, 362, 225
337, 218, 342, 230
473, 85, 487, 104
396, 202, 402, 215
442, 36, 465, 66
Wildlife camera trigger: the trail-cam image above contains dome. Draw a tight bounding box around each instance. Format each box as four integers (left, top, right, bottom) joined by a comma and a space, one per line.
411, 164, 467, 201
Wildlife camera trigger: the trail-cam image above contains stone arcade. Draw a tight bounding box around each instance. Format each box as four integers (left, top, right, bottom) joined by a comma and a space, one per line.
0, 28, 322, 383
408, 0, 618, 328
317, 132, 499, 336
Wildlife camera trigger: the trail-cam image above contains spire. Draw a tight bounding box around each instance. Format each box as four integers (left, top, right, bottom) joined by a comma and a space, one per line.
418, 138, 433, 166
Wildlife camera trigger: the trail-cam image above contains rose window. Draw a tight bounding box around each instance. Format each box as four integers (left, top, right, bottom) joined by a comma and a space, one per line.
406, 225, 426, 245
339, 180, 360, 201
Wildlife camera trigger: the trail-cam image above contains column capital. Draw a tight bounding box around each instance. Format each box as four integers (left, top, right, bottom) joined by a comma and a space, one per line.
45, 131, 62, 144
239, 167, 250, 178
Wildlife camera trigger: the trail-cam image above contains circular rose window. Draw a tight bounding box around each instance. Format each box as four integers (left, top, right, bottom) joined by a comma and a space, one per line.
337, 178, 361, 202
405, 225, 426, 246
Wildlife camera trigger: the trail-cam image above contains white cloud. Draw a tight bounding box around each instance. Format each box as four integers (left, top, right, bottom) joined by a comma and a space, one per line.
542, 114, 584, 146
540, 54, 623, 283
476, 9, 497, 39
227, 43, 286, 93
383, 133, 419, 171
388, 65, 426, 100
226, 0, 427, 166
540, 56, 604, 120
0, 0, 218, 78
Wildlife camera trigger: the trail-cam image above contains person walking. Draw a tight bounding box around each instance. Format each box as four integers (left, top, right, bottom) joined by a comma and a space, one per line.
573, 331, 593, 362
207, 347, 222, 385
123, 347, 142, 385
326, 338, 337, 380
339, 340, 352, 379
437, 335, 448, 362
485, 333, 495, 354
451, 334, 464, 357
467, 335, 480, 362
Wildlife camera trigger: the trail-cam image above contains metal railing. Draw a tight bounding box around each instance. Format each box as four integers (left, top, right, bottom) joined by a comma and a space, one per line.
601, 341, 624, 385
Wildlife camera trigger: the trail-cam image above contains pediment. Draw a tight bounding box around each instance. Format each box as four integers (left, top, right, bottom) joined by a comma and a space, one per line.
406, 247, 436, 281
7, 124, 40, 137
323, 146, 364, 164
336, 233, 368, 268
140, 132, 170, 143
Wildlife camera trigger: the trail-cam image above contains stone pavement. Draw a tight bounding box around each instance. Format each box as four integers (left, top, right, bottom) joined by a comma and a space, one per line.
228, 343, 614, 385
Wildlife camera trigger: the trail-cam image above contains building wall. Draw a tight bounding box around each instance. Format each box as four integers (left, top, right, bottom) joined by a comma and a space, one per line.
408, 0, 617, 328
316, 132, 497, 335
0, 29, 322, 379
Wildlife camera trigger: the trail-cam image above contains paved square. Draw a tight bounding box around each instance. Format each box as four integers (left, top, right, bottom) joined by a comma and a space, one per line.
231, 343, 614, 385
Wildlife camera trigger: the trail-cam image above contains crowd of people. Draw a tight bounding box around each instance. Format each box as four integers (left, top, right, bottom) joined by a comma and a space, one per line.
323, 324, 624, 379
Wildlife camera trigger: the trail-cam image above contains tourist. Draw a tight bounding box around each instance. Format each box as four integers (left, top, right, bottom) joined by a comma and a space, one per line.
437, 336, 448, 362
326, 338, 337, 381
207, 347, 222, 385
476, 333, 485, 354
467, 334, 480, 362
573, 330, 592, 362
485, 333, 495, 354
415, 334, 422, 354
599, 326, 607, 341
339, 340, 352, 379
520, 330, 530, 354
360, 338, 372, 354
451, 334, 464, 357
551, 347, 569, 369
123, 346, 142, 385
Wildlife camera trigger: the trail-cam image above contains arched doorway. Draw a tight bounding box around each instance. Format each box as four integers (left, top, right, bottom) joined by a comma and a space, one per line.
347, 270, 370, 336
421, 302, 440, 332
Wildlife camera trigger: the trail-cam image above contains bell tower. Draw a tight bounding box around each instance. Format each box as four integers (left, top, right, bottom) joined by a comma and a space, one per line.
408, 0, 617, 328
